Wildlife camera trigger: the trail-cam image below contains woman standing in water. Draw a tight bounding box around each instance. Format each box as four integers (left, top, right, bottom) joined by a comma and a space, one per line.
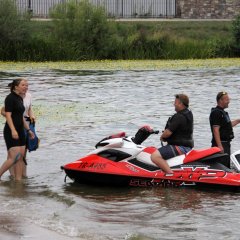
1, 78, 36, 178
19, 79, 36, 177
0, 79, 34, 181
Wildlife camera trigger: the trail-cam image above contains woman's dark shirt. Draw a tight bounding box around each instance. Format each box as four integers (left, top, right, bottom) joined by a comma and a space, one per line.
5, 92, 25, 130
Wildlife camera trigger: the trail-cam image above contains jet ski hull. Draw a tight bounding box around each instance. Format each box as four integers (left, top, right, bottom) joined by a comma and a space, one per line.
62, 156, 240, 190
61, 126, 240, 191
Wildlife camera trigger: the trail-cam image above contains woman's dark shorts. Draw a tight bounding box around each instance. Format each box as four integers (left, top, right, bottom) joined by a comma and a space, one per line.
158, 145, 192, 160
4, 126, 26, 150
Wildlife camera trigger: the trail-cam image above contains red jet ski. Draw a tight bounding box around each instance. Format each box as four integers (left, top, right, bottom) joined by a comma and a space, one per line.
61, 126, 240, 190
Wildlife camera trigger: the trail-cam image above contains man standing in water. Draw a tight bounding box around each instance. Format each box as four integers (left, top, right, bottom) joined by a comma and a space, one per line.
151, 94, 194, 174
209, 91, 240, 167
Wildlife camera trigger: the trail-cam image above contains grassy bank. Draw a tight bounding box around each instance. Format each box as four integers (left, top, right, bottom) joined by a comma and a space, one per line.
112, 20, 233, 41
0, 58, 239, 71
9, 20, 233, 61
30, 20, 233, 41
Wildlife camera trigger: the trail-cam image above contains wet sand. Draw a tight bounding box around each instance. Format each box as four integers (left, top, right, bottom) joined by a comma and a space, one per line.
0, 219, 80, 240
0, 230, 18, 240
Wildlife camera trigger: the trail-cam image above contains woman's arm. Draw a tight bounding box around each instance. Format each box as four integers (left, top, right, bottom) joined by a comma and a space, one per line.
28, 106, 36, 122
1, 106, 6, 117
5, 112, 18, 139
23, 116, 35, 139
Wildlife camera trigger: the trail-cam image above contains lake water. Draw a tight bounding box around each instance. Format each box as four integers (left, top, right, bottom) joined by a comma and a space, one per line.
0, 67, 239, 239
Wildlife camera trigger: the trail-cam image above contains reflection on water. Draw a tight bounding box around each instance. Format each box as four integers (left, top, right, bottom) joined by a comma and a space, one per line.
0, 68, 240, 239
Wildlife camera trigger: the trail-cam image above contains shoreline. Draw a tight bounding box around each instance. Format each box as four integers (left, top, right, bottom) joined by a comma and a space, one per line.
0, 220, 80, 240
0, 58, 240, 72
0, 229, 18, 240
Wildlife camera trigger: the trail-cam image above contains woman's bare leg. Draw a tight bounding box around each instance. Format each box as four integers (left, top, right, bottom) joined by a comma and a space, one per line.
22, 148, 27, 178
14, 146, 25, 181
9, 165, 15, 178
0, 147, 22, 179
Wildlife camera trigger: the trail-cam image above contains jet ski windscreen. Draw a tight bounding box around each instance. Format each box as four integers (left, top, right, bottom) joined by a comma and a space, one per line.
132, 126, 153, 145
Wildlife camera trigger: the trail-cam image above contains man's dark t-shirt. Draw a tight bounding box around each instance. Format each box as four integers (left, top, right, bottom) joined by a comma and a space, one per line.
209, 106, 234, 144
165, 108, 194, 148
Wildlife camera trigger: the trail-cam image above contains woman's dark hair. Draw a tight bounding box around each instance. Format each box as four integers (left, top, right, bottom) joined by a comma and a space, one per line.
8, 78, 25, 92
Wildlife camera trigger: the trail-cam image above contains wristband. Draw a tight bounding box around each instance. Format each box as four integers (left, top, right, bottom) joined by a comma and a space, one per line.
27, 129, 30, 132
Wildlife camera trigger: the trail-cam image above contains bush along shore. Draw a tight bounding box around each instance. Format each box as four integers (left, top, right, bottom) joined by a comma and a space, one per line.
1, 0, 240, 61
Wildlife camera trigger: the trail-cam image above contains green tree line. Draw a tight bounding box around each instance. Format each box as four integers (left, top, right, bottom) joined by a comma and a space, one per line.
1, 0, 240, 61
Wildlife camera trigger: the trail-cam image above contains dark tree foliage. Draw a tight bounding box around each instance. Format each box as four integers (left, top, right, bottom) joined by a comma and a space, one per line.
0, 0, 30, 60
231, 14, 240, 56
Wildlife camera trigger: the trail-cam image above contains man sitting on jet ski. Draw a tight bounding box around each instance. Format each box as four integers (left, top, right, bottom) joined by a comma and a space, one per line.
151, 94, 194, 174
